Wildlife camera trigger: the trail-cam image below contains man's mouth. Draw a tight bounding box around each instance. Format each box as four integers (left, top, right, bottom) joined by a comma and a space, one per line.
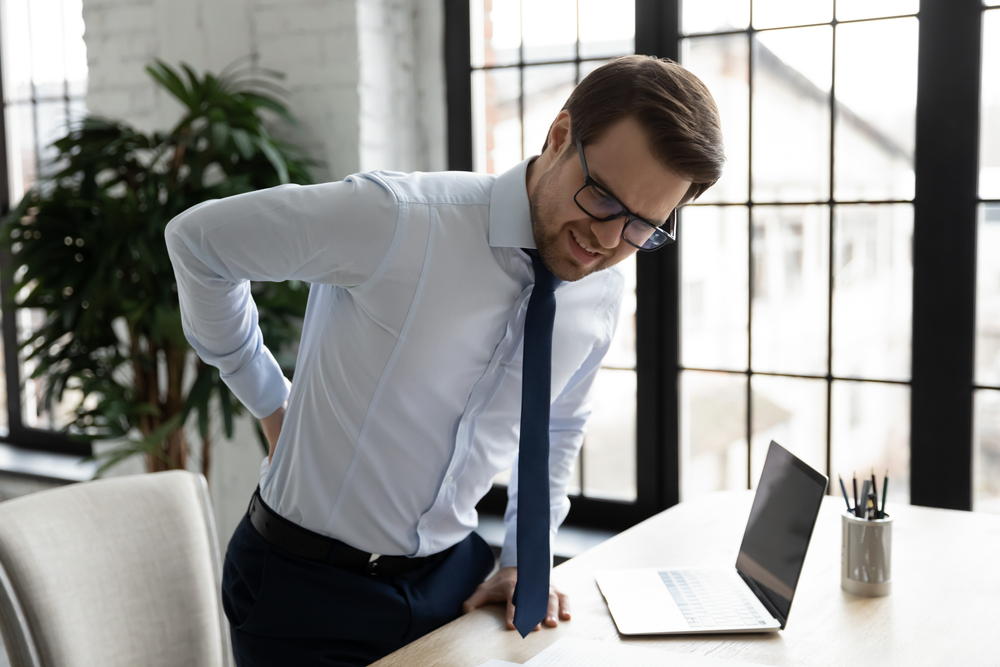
570, 229, 601, 257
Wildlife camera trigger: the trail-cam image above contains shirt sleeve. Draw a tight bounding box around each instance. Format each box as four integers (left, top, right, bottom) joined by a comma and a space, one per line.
499, 281, 624, 568
164, 173, 399, 418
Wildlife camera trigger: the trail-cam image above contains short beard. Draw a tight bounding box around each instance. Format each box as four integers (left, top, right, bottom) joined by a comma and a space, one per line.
528, 165, 609, 283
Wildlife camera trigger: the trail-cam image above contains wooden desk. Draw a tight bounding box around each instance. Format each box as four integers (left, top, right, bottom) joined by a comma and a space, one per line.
372, 491, 1000, 667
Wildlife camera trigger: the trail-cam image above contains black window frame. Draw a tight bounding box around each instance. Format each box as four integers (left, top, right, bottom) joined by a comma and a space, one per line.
0, 7, 93, 457
450, 0, 986, 531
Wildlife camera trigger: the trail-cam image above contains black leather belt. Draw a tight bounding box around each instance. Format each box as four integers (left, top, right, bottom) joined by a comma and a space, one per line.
247, 488, 438, 576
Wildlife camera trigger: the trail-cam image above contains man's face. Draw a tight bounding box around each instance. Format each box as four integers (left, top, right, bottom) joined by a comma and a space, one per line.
529, 116, 692, 283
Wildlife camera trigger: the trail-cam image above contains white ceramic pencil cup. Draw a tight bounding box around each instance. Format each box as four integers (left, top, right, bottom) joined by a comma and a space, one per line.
841, 511, 892, 597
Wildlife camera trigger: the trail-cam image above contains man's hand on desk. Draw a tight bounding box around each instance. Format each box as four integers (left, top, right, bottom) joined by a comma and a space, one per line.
461, 566, 571, 632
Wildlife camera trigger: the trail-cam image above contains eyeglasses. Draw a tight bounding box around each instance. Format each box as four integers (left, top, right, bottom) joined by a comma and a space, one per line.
573, 137, 677, 251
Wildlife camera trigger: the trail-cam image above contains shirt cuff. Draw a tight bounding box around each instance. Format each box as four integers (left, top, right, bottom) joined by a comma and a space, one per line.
220, 346, 290, 418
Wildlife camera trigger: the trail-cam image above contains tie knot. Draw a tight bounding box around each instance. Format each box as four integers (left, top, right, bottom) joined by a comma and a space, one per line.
526, 250, 559, 293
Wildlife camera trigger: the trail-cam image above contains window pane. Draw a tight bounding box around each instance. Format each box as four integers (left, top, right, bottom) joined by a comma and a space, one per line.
472, 68, 521, 174
751, 26, 832, 202
470, 0, 520, 68
751, 205, 829, 375
831, 380, 910, 505
5, 103, 38, 201
63, 0, 88, 97
603, 254, 636, 369
522, 0, 575, 63
579, 0, 633, 59
522, 64, 575, 159
36, 100, 68, 176
981, 10, 1000, 198
582, 369, 636, 501
682, 0, 750, 35
29, 0, 67, 100
682, 34, 749, 204
681, 206, 748, 371
17, 308, 80, 431
1, 0, 33, 102
974, 389, 1000, 513
834, 18, 918, 202
836, 0, 918, 21
681, 370, 747, 499
977, 203, 1000, 385
750, 375, 827, 486
752, 0, 832, 29
832, 204, 913, 381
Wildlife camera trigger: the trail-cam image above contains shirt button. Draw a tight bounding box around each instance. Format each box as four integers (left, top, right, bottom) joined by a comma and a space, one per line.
447, 475, 455, 483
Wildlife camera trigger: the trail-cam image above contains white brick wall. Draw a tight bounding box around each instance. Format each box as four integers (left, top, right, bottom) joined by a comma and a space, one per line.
80, 0, 448, 550
82, 0, 446, 181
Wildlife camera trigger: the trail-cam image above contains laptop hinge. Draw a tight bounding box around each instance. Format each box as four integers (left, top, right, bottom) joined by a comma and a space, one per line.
738, 571, 787, 629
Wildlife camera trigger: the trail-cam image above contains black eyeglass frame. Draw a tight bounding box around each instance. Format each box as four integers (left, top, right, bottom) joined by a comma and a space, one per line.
573, 136, 678, 251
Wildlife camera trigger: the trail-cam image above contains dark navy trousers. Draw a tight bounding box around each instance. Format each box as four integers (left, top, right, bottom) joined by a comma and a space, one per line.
222, 513, 496, 666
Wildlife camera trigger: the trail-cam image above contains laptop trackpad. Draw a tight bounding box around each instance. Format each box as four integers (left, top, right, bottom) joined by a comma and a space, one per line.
596, 569, 688, 635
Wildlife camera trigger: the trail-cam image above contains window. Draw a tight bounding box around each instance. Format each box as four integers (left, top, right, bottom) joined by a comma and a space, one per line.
449, 0, 991, 526
678, 1, 918, 500
468, 0, 641, 508
1, 0, 90, 453
975, 1, 1000, 513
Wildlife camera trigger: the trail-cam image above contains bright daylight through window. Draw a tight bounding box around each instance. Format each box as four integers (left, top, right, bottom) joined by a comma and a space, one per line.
470, 0, 638, 501
1, 0, 90, 440
679, 0, 917, 501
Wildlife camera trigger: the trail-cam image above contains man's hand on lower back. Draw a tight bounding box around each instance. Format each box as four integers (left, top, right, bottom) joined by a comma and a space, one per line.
460, 566, 571, 631
261, 404, 285, 464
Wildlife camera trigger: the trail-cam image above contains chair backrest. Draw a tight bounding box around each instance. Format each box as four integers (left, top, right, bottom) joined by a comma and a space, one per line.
0, 470, 233, 667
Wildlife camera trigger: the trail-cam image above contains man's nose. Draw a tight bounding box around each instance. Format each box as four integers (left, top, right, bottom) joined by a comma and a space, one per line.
591, 216, 625, 249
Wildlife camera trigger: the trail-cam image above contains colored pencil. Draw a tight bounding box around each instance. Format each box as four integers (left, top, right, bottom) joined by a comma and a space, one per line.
839, 475, 852, 512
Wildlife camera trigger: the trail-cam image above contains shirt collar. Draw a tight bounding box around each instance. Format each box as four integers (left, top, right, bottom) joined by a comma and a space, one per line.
489, 157, 536, 249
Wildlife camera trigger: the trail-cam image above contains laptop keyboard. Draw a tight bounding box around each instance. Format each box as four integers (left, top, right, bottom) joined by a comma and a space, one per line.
658, 570, 769, 629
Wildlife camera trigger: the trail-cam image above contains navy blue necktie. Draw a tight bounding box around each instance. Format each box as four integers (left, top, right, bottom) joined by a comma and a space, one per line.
513, 250, 559, 638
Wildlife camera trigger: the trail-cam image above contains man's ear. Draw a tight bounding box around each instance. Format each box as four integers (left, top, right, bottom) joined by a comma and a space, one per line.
544, 110, 573, 160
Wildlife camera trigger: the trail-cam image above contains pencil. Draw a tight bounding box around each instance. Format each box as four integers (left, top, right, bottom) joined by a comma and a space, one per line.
871, 469, 878, 501
839, 475, 852, 512
880, 471, 889, 519
853, 473, 859, 518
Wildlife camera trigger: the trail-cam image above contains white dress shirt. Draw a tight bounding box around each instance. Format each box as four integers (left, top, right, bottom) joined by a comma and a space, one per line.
165, 158, 624, 567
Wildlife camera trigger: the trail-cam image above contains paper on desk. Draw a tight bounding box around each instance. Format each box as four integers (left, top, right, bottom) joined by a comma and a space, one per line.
523, 637, 775, 667
471, 661, 522, 667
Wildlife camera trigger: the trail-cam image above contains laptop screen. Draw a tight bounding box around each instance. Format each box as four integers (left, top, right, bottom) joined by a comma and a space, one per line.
735, 441, 828, 624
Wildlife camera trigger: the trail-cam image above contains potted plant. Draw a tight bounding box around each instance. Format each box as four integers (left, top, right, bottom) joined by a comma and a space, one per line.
0, 59, 315, 480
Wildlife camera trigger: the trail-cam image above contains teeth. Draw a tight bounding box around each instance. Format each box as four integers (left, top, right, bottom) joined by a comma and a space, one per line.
571, 230, 598, 255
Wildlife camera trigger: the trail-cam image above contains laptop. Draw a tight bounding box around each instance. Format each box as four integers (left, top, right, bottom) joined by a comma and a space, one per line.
596, 440, 828, 635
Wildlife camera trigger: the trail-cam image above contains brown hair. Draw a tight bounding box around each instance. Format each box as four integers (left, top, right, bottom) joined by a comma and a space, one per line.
542, 55, 725, 205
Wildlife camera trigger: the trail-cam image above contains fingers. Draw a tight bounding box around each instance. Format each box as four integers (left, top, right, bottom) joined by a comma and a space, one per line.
506, 598, 516, 631
544, 589, 560, 627
558, 590, 571, 620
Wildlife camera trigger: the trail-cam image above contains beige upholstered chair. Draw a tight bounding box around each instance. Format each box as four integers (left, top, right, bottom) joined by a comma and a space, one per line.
0, 470, 233, 667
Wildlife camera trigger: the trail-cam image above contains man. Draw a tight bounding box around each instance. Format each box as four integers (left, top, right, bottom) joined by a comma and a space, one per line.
166, 54, 723, 666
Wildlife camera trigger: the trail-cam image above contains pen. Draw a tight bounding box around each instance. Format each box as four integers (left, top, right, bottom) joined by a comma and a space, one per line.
860, 480, 870, 519
853, 473, 859, 518
880, 471, 889, 519
839, 475, 852, 512
871, 469, 878, 502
